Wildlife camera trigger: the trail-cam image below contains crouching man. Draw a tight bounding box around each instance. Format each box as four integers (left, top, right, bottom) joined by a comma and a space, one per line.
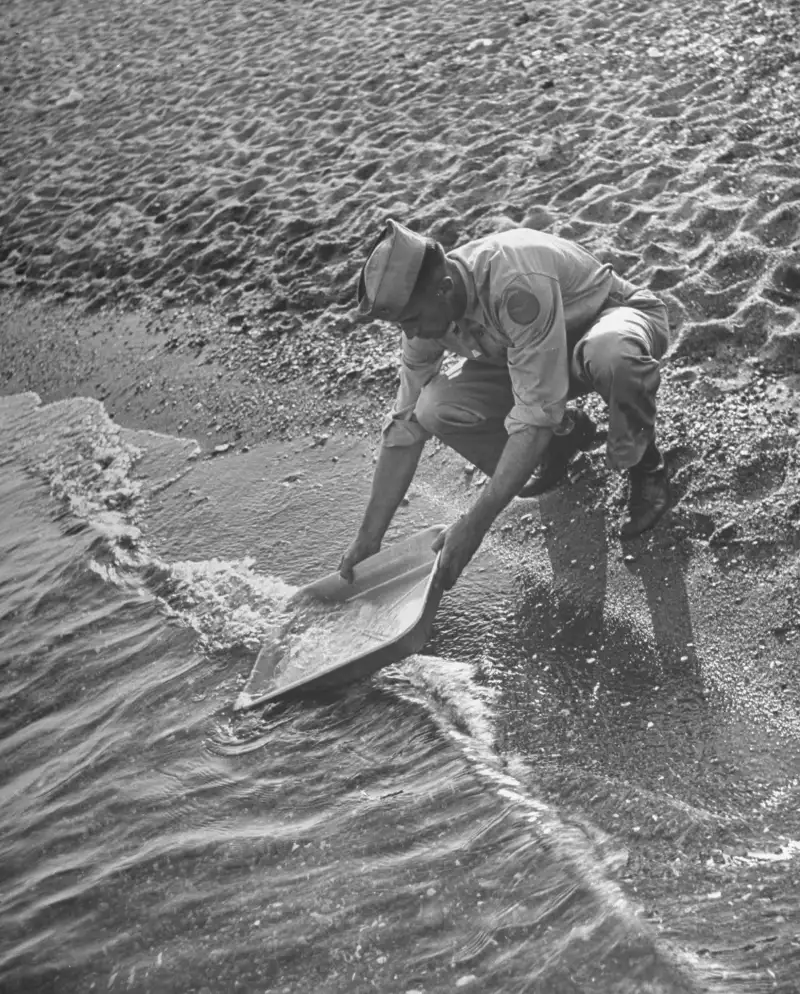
340, 219, 671, 590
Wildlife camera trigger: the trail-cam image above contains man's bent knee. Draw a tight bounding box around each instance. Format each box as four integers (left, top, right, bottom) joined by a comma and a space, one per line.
578, 331, 659, 397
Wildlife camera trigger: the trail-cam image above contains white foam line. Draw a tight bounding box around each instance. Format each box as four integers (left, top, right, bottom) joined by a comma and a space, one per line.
397, 658, 634, 898
392, 655, 731, 985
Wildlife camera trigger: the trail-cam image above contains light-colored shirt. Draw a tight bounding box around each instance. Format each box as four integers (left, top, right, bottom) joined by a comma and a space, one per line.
382, 228, 623, 446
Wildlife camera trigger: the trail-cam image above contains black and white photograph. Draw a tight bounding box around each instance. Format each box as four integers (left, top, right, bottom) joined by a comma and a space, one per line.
1, 0, 799, 991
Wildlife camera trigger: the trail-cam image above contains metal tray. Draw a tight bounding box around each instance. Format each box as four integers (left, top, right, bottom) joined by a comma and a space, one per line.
234, 524, 446, 710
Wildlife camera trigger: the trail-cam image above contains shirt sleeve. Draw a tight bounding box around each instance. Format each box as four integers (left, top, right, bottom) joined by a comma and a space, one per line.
491, 271, 570, 434
381, 334, 445, 447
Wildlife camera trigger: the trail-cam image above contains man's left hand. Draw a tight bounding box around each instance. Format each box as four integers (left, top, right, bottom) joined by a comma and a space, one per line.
431, 513, 488, 590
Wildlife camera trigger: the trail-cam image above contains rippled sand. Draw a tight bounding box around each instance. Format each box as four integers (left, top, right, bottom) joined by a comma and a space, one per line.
2, 0, 798, 368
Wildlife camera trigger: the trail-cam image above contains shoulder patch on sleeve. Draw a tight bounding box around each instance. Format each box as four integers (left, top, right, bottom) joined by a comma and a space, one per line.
501, 285, 541, 328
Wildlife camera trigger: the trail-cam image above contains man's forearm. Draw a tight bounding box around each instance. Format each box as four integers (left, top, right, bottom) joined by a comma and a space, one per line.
468, 426, 552, 529
358, 440, 425, 543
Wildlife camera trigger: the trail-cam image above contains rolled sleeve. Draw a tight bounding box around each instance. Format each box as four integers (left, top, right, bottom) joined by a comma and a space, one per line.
381, 334, 444, 447
493, 274, 570, 434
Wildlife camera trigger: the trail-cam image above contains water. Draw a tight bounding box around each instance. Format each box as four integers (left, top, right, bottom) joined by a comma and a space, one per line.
1, 392, 798, 993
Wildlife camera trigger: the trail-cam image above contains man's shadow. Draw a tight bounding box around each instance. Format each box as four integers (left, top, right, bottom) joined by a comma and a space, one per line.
535, 458, 702, 677
504, 444, 712, 767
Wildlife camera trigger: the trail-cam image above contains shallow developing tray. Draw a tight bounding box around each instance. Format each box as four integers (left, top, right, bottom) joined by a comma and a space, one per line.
235, 525, 446, 709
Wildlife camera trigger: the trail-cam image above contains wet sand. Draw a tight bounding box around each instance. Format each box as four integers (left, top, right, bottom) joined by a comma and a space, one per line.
2, 0, 800, 986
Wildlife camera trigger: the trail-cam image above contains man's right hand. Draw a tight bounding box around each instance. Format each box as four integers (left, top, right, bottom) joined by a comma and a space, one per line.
339, 439, 425, 583
339, 535, 381, 583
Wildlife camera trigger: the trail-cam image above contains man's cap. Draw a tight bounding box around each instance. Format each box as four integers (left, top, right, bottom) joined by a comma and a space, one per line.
357, 219, 429, 320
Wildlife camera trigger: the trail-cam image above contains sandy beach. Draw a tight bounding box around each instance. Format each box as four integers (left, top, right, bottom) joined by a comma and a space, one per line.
2, 0, 799, 676
2, 0, 799, 491
2, 0, 800, 988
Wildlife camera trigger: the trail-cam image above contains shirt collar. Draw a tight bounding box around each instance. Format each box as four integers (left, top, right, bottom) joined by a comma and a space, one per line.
448, 254, 477, 321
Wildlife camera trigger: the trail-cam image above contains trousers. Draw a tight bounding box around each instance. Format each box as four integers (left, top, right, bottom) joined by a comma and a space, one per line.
414, 298, 670, 474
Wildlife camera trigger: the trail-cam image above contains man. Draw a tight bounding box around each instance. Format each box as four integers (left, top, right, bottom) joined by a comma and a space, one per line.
340, 219, 671, 591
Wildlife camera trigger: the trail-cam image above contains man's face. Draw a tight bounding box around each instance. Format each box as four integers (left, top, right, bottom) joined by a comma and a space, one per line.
395, 284, 452, 340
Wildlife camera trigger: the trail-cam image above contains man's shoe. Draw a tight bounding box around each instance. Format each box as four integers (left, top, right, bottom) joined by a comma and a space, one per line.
517, 410, 597, 498
619, 462, 671, 538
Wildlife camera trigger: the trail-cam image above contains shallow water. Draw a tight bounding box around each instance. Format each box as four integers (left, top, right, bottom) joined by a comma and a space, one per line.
1, 393, 799, 993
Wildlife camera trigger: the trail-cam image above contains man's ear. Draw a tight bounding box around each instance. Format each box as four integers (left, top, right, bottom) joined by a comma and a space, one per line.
438, 275, 455, 296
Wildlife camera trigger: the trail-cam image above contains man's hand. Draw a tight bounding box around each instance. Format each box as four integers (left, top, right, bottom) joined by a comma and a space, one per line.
432, 514, 488, 590
339, 534, 381, 583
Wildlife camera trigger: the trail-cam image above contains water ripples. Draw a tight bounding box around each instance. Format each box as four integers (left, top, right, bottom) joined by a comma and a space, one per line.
3, 399, 785, 993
